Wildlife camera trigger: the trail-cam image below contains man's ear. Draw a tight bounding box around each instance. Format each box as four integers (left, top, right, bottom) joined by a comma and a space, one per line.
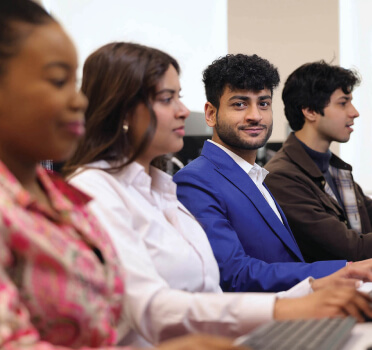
301, 107, 318, 122
205, 102, 217, 127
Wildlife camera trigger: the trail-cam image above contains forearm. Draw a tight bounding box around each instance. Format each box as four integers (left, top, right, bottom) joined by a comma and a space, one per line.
145, 289, 276, 343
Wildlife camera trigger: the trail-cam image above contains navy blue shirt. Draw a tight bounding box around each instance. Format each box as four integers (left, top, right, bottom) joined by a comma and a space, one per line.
295, 135, 345, 211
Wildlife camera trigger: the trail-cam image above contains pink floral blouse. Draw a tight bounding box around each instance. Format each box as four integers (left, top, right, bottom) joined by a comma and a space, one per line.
0, 161, 129, 350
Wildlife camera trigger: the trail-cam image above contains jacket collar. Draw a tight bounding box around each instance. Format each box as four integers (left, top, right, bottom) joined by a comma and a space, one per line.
282, 133, 352, 179
201, 141, 304, 261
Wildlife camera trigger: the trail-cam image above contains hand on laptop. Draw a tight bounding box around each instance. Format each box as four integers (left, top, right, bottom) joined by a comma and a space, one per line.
311, 258, 372, 291
274, 287, 372, 322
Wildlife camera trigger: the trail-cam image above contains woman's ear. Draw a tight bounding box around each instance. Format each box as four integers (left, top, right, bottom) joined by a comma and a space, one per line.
205, 102, 217, 127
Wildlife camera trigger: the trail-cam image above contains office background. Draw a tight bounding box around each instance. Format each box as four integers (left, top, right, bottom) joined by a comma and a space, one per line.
38, 0, 372, 194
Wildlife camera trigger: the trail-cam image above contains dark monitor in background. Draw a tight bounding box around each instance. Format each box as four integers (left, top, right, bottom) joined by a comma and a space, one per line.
176, 135, 210, 166
40, 160, 64, 174
257, 142, 283, 167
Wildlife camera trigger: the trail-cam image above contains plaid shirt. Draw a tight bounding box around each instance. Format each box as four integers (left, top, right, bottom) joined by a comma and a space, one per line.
0, 161, 129, 350
326, 166, 362, 233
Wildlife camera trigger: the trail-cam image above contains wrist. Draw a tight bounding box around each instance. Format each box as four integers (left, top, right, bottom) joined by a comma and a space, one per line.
310, 278, 323, 291
274, 298, 296, 320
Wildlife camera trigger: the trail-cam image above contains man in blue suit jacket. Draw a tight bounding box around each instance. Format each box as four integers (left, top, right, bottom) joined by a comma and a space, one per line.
174, 54, 348, 292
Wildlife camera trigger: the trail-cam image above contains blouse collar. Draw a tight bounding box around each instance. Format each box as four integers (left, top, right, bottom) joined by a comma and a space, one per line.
85, 159, 177, 197
0, 161, 91, 213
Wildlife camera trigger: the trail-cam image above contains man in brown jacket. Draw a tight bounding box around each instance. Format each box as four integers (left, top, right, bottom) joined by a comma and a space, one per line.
265, 61, 372, 262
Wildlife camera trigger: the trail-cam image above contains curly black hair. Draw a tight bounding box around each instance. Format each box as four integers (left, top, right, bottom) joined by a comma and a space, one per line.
202, 54, 280, 109
282, 61, 361, 131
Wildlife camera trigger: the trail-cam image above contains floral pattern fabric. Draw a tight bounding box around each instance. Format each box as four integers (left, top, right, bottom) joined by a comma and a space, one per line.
0, 161, 129, 350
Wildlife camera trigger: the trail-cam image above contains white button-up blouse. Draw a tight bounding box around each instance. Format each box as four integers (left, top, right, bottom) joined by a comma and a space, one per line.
69, 160, 306, 347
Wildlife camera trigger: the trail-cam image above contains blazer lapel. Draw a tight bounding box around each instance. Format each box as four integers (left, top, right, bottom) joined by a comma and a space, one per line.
202, 142, 304, 261
262, 182, 304, 258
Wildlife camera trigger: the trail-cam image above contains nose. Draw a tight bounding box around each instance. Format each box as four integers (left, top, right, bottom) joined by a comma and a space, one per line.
176, 100, 190, 120
71, 90, 88, 113
349, 103, 359, 119
245, 104, 262, 123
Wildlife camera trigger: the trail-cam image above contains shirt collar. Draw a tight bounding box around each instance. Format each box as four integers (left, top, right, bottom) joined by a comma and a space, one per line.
0, 160, 33, 207
45, 170, 92, 209
150, 165, 177, 195
0, 160, 90, 212
207, 140, 269, 185
86, 159, 177, 197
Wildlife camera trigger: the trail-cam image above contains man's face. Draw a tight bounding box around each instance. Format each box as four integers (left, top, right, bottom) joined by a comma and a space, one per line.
209, 87, 273, 152
315, 88, 359, 143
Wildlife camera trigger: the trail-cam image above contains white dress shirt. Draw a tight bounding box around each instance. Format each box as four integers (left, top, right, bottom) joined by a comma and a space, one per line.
208, 140, 283, 223
69, 160, 311, 347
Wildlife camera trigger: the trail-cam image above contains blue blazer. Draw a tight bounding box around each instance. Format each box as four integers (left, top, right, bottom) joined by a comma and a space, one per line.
174, 141, 346, 292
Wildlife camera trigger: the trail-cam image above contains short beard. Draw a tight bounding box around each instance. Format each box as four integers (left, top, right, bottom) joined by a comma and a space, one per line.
215, 113, 273, 150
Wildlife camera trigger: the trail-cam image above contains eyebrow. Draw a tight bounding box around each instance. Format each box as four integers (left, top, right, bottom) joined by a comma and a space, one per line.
43, 62, 72, 71
156, 89, 176, 94
228, 95, 272, 102
338, 95, 351, 101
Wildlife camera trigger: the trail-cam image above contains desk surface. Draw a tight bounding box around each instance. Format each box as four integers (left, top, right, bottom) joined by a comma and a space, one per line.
342, 324, 372, 350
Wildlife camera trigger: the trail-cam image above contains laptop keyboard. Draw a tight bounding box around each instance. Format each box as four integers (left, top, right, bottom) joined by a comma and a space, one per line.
235, 317, 356, 350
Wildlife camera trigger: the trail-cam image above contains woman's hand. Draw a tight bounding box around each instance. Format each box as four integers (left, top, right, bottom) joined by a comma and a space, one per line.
274, 287, 372, 322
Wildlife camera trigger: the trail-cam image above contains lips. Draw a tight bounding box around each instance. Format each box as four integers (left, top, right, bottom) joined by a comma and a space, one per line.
60, 120, 85, 137
173, 126, 185, 137
239, 125, 267, 135
242, 127, 264, 131
239, 124, 267, 131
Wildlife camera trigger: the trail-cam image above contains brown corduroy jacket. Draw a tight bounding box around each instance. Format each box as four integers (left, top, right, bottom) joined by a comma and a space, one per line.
265, 133, 372, 262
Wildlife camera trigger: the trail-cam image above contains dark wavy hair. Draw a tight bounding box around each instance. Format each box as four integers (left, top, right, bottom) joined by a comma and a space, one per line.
202, 54, 280, 109
0, 0, 55, 78
282, 61, 361, 131
63, 42, 179, 176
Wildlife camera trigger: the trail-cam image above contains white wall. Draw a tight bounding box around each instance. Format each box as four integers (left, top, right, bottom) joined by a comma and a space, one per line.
228, 0, 339, 144
339, 0, 372, 194
42, 0, 227, 114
